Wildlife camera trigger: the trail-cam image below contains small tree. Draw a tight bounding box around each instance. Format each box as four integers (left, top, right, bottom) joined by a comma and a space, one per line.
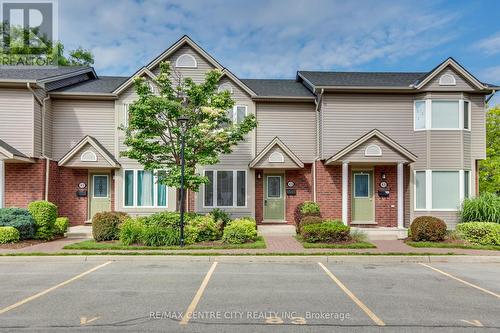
480, 106, 500, 194
121, 61, 257, 191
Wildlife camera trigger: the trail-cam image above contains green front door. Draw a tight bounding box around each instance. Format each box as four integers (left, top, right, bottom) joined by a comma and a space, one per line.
89, 174, 111, 220
264, 174, 285, 221
352, 171, 374, 223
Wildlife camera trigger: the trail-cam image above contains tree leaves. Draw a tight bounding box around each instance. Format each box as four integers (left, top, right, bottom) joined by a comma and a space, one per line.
121, 61, 257, 191
480, 106, 500, 194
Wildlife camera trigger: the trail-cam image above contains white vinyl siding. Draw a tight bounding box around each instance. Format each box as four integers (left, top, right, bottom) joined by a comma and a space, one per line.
203, 170, 246, 208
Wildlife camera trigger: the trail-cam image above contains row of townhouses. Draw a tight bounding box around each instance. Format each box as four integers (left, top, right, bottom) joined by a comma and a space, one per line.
0, 36, 497, 231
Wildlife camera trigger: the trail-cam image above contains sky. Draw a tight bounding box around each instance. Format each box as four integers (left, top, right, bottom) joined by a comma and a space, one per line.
58, 0, 500, 105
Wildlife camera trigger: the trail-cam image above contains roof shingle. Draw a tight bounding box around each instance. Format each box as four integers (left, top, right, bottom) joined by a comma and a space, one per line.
241, 79, 314, 97
298, 71, 427, 87
52, 76, 128, 93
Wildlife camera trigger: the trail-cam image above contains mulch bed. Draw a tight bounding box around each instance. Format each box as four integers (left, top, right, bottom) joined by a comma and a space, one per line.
0, 237, 64, 249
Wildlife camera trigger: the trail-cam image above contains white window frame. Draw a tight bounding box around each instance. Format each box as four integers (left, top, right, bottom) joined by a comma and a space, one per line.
353, 173, 371, 198
175, 54, 197, 68
92, 175, 109, 198
232, 105, 248, 124
413, 169, 469, 212
203, 169, 247, 208
122, 103, 130, 127
81, 150, 97, 162
413, 99, 470, 131
218, 83, 233, 94
439, 73, 456, 86
266, 175, 282, 199
123, 169, 168, 208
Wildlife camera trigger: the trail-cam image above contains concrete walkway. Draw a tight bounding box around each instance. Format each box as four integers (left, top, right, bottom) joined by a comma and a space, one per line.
0, 224, 499, 256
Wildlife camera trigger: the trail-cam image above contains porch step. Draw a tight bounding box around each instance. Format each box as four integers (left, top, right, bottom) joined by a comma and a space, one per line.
65, 225, 93, 239
258, 225, 296, 236
352, 227, 408, 240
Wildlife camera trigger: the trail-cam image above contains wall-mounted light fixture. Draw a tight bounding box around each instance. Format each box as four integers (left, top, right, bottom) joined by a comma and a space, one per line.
381, 171, 387, 180
257, 172, 262, 179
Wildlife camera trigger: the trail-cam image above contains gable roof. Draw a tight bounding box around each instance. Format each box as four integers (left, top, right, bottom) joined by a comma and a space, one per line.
242, 79, 315, 98
0, 138, 32, 162
58, 135, 120, 168
411, 57, 487, 90
112, 67, 158, 95
249, 137, 304, 169
325, 129, 417, 164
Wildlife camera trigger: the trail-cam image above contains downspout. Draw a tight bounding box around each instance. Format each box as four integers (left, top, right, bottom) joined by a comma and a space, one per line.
485, 89, 496, 104
27, 83, 51, 201
312, 88, 324, 203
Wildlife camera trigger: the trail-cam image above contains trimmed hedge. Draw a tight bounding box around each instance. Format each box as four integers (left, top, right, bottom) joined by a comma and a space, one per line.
92, 211, 129, 241
295, 201, 321, 226
222, 218, 257, 244
54, 217, 69, 236
456, 222, 500, 246
0, 226, 20, 244
460, 193, 500, 224
0, 208, 36, 240
28, 201, 58, 240
301, 220, 350, 243
142, 211, 199, 228
410, 216, 447, 242
296, 216, 323, 234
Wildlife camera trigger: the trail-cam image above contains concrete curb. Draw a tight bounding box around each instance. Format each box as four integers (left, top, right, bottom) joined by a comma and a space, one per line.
0, 254, 499, 263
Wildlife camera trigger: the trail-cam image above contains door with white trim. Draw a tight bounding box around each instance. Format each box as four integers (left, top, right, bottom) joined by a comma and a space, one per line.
89, 174, 110, 220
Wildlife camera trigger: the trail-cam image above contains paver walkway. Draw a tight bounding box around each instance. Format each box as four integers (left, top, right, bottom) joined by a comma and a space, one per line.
0, 225, 499, 256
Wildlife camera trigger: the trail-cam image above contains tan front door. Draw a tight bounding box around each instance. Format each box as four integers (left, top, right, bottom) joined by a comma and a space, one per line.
89, 174, 111, 220
264, 174, 285, 221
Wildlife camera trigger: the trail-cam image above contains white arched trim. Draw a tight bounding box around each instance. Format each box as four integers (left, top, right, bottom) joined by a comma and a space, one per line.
269, 152, 285, 163
439, 73, 456, 86
81, 150, 97, 162
365, 144, 382, 157
175, 54, 197, 68
218, 83, 233, 94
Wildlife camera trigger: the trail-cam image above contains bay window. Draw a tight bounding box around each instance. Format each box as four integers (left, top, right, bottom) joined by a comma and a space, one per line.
414, 170, 471, 210
204, 170, 247, 207
413, 99, 470, 130
123, 169, 168, 207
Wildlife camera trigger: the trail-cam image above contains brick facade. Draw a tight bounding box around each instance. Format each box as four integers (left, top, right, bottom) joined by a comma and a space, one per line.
253, 161, 405, 227
5, 159, 46, 207
55, 167, 89, 225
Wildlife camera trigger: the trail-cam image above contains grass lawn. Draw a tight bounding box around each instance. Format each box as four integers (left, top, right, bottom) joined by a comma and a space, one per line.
63, 236, 266, 250
406, 241, 500, 251
295, 236, 376, 249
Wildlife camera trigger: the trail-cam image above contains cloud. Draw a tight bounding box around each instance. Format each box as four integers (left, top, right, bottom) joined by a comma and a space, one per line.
475, 33, 500, 56
57, 0, 461, 77
478, 65, 500, 84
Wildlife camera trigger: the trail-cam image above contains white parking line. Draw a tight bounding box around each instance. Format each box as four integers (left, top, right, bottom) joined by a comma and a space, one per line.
419, 263, 499, 298
318, 262, 385, 326
180, 261, 218, 325
0, 261, 112, 315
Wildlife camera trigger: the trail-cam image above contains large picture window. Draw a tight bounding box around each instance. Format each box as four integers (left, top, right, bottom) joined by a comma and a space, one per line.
123, 169, 168, 207
204, 170, 247, 207
414, 170, 470, 210
414, 99, 470, 130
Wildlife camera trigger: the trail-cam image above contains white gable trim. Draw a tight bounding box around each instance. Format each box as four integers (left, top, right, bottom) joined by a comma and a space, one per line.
221, 70, 257, 97
325, 129, 417, 164
413, 58, 486, 90
58, 136, 119, 168
249, 137, 304, 168
112, 67, 157, 95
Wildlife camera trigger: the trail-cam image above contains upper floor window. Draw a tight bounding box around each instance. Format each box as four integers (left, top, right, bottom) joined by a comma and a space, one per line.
414, 99, 470, 131
439, 73, 456, 86
226, 105, 248, 124
175, 54, 197, 68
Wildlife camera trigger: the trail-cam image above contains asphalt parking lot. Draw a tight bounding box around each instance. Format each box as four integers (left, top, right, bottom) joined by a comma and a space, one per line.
0, 258, 498, 332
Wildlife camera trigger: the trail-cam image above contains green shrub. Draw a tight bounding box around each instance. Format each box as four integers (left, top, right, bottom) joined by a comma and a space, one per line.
143, 211, 199, 228
350, 229, 368, 243
301, 221, 350, 243
28, 201, 58, 240
410, 216, 447, 242
119, 218, 145, 245
141, 224, 179, 246
222, 218, 257, 244
296, 216, 323, 234
460, 193, 500, 224
300, 201, 321, 216
456, 222, 500, 246
209, 208, 231, 231
53, 217, 69, 236
0, 208, 36, 240
92, 211, 129, 242
189, 215, 221, 242
0, 226, 20, 244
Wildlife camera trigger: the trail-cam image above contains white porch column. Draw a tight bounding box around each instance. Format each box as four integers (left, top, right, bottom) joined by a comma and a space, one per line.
0, 159, 4, 208
397, 162, 404, 229
342, 161, 349, 225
